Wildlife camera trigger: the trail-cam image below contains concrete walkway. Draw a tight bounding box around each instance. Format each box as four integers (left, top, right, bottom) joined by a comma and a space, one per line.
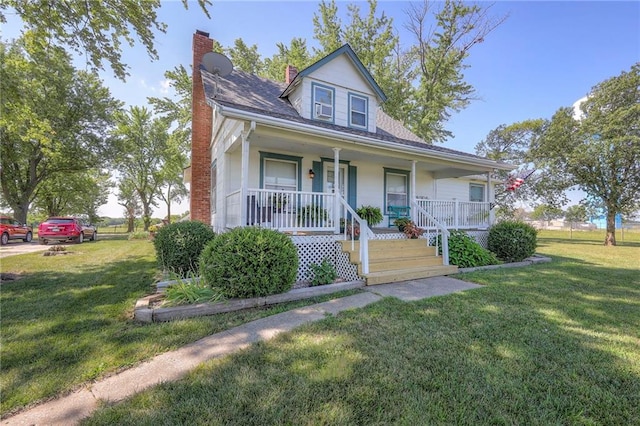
2, 276, 481, 426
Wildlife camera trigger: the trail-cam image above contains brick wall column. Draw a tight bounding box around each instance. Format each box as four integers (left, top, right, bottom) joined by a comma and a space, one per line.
190, 30, 214, 224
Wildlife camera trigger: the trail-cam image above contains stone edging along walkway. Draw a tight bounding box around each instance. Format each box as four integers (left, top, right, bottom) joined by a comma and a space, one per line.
135, 280, 366, 323
134, 254, 551, 323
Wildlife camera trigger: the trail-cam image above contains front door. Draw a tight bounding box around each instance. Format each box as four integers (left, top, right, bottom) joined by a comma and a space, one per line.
325, 165, 347, 199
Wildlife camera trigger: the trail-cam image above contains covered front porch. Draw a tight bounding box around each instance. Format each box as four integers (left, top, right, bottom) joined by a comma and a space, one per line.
210, 120, 503, 283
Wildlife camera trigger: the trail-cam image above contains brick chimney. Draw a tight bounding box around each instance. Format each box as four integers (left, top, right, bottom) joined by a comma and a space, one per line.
190, 30, 214, 225
285, 65, 298, 85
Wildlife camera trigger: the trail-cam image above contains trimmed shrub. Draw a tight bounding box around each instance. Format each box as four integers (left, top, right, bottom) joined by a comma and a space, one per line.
488, 220, 538, 262
438, 230, 499, 268
199, 227, 298, 298
153, 221, 216, 277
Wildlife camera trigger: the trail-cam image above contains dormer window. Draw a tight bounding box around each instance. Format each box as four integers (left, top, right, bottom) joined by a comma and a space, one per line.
312, 83, 334, 122
349, 93, 368, 129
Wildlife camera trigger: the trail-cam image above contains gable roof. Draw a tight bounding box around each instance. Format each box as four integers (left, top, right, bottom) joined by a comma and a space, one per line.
280, 44, 387, 101
201, 66, 511, 167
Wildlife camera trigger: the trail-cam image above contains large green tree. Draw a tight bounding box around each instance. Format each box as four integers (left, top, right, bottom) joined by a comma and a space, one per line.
1, 0, 211, 80
148, 67, 191, 223
0, 33, 121, 223
31, 169, 112, 223
313, 0, 410, 116
112, 106, 169, 230
531, 63, 640, 246
474, 119, 567, 218
406, 0, 507, 142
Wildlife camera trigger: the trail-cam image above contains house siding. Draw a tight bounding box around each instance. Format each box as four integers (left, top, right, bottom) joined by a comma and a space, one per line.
298, 55, 378, 133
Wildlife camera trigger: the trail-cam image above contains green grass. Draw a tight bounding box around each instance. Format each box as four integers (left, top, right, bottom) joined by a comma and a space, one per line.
0, 240, 360, 417
80, 232, 639, 425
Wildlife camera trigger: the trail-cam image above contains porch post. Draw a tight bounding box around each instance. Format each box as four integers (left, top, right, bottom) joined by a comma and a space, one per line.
240, 132, 250, 227
333, 147, 341, 233
487, 171, 495, 226
411, 161, 417, 222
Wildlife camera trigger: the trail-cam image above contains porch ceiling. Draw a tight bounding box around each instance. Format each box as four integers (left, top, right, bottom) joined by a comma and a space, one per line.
244, 126, 495, 179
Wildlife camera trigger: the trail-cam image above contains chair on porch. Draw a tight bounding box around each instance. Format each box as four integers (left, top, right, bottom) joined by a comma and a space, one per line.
387, 205, 411, 228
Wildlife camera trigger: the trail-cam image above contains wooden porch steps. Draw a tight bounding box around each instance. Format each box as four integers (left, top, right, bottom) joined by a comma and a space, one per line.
339, 239, 458, 285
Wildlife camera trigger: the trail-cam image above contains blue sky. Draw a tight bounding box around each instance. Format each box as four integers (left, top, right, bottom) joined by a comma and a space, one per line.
3, 1, 639, 217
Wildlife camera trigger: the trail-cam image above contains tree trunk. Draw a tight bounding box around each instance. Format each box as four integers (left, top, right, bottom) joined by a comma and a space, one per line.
13, 200, 29, 224
141, 200, 152, 231
604, 209, 617, 246
127, 216, 134, 233
165, 186, 172, 224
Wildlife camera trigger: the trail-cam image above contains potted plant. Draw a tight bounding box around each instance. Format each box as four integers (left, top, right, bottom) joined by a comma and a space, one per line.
339, 218, 346, 233
297, 204, 328, 226
393, 217, 411, 232
347, 223, 360, 240
355, 205, 383, 227
270, 193, 288, 212
403, 220, 424, 239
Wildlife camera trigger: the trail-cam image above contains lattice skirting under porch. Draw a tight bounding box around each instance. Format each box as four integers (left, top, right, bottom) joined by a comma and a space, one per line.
465, 230, 489, 248
290, 235, 360, 283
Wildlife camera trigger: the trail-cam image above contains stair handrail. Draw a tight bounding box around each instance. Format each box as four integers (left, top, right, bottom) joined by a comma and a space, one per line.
412, 200, 450, 266
338, 195, 373, 275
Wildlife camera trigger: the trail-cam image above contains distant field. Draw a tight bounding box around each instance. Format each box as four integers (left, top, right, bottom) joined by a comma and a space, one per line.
537, 228, 640, 244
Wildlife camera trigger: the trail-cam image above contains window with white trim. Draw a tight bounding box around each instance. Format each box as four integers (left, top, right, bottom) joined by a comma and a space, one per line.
386, 172, 408, 207
469, 183, 485, 202
349, 93, 368, 128
313, 84, 334, 122
264, 159, 297, 192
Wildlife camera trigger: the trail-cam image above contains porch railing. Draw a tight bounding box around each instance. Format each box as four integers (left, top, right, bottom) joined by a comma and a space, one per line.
244, 189, 335, 232
412, 200, 450, 266
337, 195, 374, 275
416, 200, 490, 229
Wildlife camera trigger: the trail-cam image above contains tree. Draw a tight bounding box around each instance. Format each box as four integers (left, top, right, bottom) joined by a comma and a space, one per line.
117, 178, 142, 233
0, 33, 121, 224
312, 0, 410, 116
531, 64, 640, 246
112, 106, 169, 231
405, 0, 507, 142
312, 0, 343, 56
157, 134, 189, 223
263, 38, 312, 82
148, 65, 192, 138
31, 170, 112, 223
474, 119, 567, 216
148, 67, 192, 223
565, 204, 588, 224
226, 39, 264, 75
1, 0, 211, 80
530, 204, 563, 225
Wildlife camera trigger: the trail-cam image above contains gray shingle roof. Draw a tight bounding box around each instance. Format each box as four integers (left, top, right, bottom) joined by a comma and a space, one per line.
202, 66, 487, 161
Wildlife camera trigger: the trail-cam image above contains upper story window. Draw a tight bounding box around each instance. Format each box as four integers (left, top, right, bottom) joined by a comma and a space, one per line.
349, 93, 368, 129
312, 83, 334, 122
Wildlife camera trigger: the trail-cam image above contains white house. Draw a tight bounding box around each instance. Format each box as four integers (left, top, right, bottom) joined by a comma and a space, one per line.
187, 31, 515, 285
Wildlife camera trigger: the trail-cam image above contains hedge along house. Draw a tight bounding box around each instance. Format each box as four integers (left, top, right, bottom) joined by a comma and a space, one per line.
186, 30, 515, 285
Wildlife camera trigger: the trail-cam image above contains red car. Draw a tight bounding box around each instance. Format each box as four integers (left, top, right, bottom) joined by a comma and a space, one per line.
38, 217, 97, 245
0, 216, 33, 245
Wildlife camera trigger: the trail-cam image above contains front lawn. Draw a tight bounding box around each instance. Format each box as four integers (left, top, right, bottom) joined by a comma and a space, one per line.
80, 232, 639, 425
0, 239, 360, 417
